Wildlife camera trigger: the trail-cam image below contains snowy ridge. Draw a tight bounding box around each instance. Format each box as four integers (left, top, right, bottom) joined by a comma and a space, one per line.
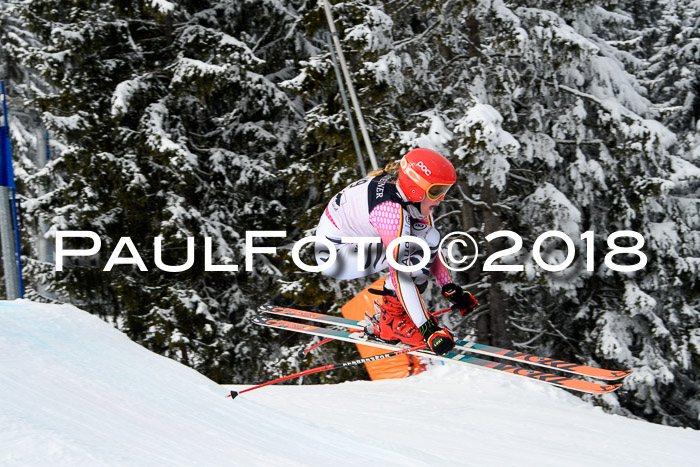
1, 301, 697, 466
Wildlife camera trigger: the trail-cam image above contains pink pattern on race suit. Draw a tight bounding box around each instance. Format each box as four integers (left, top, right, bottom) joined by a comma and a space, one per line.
368, 201, 404, 258
324, 206, 340, 230
369, 202, 403, 246
368, 201, 405, 294
430, 250, 452, 287
368, 201, 451, 290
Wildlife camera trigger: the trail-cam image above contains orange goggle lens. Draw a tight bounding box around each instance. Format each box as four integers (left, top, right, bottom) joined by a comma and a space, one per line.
427, 183, 452, 200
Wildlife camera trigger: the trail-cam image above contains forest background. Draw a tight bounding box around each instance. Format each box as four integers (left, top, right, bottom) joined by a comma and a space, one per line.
0, 0, 698, 429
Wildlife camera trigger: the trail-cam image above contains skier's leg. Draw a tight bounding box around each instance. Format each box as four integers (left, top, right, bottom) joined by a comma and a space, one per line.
371, 222, 442, 345
368, 277, 425, 346
314, 215, 388, 280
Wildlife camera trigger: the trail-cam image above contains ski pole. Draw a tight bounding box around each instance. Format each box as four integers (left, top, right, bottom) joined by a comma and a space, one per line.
229, 343, 427, 399
297, 337, 335, 358
432, 307, 452, 317
297, 329, 366, 358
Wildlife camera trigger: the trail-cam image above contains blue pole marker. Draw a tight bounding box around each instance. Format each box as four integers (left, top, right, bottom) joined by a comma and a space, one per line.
0, 81, 24, 298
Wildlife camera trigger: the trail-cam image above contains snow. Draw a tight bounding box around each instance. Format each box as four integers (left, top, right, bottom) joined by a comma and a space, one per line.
170, 57, 227, 86
520, 130, 561, 168
42, 113, 84, 132
141, 101, 198, 167
522, 182, 582, 238
399, 111, 453, 155
111, 78, 148, 117
366, 51, 405, 93
669, 154, 700, 184
344, 6, 393, 53
148, 0, 175, 15
455, 104, 519, 190
1, 300, 698, 466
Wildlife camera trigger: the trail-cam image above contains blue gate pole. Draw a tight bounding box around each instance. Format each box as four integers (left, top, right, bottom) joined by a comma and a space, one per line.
0, 81, 24, 299
10, 187, 24, 297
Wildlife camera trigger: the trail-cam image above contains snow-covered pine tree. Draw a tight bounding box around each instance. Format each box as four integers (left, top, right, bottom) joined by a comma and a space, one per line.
621, 0, 700, 426
0, 1, 54, 298
5, 0, 308, 383
286, 0, 700, 426
441, 0, 700, 428
643, 0, 700, 155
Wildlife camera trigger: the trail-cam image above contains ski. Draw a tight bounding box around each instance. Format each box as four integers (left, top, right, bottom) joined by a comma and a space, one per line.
252, 315, 623, 395
258, 304, 632, 381
259, 305, 366, 330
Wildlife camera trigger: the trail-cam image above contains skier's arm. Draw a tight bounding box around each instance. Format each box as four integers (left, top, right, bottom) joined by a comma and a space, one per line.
423, 216, 478, 315
430, 253, 452, 286
424, 215, 452, 287
368, 202, 431, 328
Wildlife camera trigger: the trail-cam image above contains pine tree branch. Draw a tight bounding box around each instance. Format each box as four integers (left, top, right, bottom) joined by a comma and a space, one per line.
432, 209, 462, 224
506, 172, 536, 184
393, 18, 441, 50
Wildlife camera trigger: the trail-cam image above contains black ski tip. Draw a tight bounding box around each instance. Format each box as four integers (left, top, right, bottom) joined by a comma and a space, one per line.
229, 390, 239, 400
251, 315, 265, 324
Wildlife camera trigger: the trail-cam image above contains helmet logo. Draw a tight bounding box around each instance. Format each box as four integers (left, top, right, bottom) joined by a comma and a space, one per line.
400, 157, 422, 183
416, 160, 432, 176
405, 167, 422, 183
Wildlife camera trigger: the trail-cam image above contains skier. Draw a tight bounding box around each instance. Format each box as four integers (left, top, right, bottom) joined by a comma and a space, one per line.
314, 148, 477, 355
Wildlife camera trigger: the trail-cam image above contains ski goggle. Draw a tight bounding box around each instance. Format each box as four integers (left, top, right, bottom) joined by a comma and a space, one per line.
426, 183, 453, 200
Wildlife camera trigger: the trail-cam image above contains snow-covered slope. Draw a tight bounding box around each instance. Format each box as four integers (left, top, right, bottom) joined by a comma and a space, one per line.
1, 300, 697, 466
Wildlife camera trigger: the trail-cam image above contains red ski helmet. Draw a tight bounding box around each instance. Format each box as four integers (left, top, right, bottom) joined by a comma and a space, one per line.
398, 148, 456, 202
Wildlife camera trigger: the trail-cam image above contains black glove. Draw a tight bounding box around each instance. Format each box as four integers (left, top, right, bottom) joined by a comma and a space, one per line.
442, 283, 477, 316
418, 317, 455, 355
